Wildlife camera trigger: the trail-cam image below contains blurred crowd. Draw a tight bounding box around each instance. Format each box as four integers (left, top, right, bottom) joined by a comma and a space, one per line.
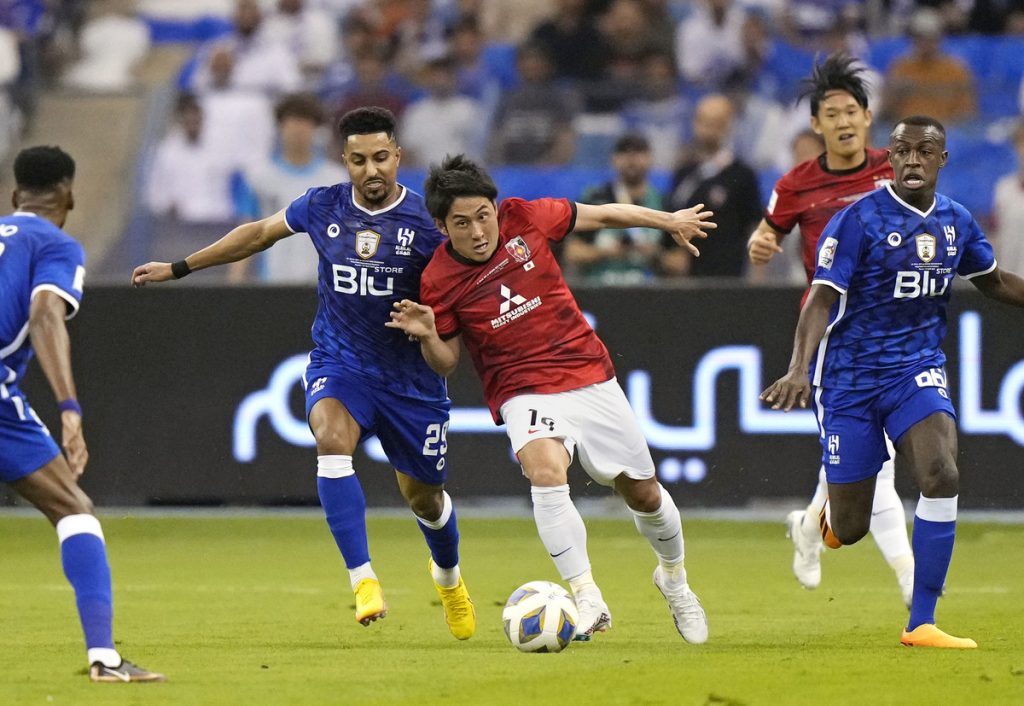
7, 0, 1024, 284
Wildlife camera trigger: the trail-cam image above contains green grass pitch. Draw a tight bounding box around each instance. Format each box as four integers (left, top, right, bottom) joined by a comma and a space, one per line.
1, 515, 1023, 705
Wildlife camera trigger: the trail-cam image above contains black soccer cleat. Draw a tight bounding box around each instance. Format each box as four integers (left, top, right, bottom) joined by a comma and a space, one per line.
89, 659, 166, 683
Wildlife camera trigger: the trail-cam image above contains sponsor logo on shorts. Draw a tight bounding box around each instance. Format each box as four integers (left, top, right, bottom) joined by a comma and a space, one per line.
827, 433, 841, 465
309, 376, 327, 394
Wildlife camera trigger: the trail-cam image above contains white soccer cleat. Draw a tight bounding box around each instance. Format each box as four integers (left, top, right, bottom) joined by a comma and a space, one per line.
785, 510, 823, 589
572, 590, 611, 641
653, 566, 708, 644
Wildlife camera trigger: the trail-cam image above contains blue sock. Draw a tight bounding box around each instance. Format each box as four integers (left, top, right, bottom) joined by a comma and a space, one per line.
57, 515, 114, 652
907, 495, 958, 631
317, 456, 370, 569
416, 491, 460, 569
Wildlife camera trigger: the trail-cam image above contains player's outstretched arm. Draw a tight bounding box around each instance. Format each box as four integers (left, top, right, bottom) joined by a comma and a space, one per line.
386, 300, 461, 376
28, 291, 88, 477
747, 219, 785, 265
130, 209, 293, 286
573, 202, 716, 256
969, 266, 1024, 307
760, 283, 839, 412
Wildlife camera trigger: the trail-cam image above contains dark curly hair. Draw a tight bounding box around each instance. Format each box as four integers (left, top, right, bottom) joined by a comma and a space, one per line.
797, 53, 870, 117
423, 154, 498, 221
13, 146, 76, 191
337, 106, 396, 143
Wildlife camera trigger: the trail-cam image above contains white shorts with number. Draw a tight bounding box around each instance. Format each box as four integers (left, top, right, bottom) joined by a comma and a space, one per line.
499, 378, 655, 487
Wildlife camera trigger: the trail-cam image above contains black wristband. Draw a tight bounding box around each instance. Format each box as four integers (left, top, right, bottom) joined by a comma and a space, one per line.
171, 259, 192, 279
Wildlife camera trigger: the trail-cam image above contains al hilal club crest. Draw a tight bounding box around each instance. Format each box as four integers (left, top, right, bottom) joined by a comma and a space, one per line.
506, 236, 531, 263
356, 230, 380, 260
916, 234, 937, 263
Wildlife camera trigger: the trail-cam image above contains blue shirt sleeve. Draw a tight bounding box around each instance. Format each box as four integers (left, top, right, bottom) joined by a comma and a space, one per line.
957, 216, 996, 279
31, 236, 85, 319
810, 207, 863, 294
284, 187, 314, 234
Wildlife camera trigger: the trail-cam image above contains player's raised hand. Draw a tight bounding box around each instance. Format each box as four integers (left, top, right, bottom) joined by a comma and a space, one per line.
760, 371, 811, 412
748, 228, 785, 265
131, 262, 174, 287
665, 203, 716, 256
60, 410, 88, 478
386, 299, 437, 339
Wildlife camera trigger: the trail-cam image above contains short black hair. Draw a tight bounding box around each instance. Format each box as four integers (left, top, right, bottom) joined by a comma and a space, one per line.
424, 154, 498, 221
337, 106, 396, 143
613, 133, 650, 153
275, 92, 325, 125
890, 115, 947, 142
797, 53, 870, 116
175, 92, 200, 114
13, 146, 76, 191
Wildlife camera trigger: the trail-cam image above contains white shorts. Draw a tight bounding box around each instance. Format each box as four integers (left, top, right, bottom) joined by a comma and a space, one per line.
499, 378, 655, 487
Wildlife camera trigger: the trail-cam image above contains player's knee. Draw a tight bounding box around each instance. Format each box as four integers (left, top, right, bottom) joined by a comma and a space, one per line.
523, 464, 568, 487
617, 477, 660, 512
40, 488, 93, 525
916, 456, 959, 498
312, 426, 355, 455
831, 510, 870, 545
406, 490, 443, 522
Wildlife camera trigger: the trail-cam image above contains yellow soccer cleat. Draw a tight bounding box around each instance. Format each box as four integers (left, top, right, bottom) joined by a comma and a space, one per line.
429, 559, 476, 640
354, 578, 387, 626
900, 624, 977, 649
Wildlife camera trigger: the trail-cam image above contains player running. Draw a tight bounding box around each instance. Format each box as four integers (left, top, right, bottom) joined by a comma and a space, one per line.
1, 146, 164, 682
763, 115, 1024, 648
131, 107, 475, 640
747, 54, 915, 604
385, 155, 716, 643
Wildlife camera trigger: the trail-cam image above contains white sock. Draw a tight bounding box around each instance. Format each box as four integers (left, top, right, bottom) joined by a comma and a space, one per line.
531, 485, 591, 581
348, 562, 378, 591
802, 465, 829, 541
870, 459, 913, 570
568, 569, 600, 597
630, 484, 686, 584
87, 647, 121, 669
431, 561, 461, 588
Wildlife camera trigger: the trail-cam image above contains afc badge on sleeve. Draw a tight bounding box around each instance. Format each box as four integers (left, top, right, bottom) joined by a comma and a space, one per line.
818, 237, 838, 269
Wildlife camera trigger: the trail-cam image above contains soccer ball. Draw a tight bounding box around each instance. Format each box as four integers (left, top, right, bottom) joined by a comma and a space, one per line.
502, 580, 579, 653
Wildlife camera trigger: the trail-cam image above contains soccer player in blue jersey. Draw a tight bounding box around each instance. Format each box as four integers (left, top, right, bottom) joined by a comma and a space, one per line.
1, 146, 164, 682
762, 115, 1024, 648
131, 107, 475, 639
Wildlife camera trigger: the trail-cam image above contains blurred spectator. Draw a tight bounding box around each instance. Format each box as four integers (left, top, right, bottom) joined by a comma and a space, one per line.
665, 94, 761, 277
400, 55, 486, 167
528, 0, 608, 82
487, 42, 578, 165
564, 134, 668, 284
259, 0, 337, 77
327, 46, 414, 124
318, 13, 376, 104
790, 127, 825, 166
190, 0, 301, 96
231, 93, 347, 283
450, 16, 501, 108
196, 47, 275, 172
674, 0, 747, 88
968, 0, 1024, 34
880, 8, 977, 125
622, 49, 691, 170
62, 12, 151, 92
458, 0, 554, 43
386, 0, 449, 79
991, 121, 1024, 273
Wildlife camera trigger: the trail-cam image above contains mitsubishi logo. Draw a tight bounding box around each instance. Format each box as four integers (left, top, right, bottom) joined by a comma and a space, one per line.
499, 284, 526, 314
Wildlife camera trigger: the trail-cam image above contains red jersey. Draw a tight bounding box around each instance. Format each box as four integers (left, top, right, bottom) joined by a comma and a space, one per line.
421, 197, 615, 423
765, 148, 893, 284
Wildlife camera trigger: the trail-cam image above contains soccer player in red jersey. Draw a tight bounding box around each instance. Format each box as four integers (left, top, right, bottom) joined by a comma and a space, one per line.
386, 155, 716, 643
748, 54, 915, 605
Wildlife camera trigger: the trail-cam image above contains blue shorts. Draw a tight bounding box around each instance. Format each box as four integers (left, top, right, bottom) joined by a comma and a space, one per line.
0, 383, 60, 483
303, 360, 452, 485
813, 367, 957, 484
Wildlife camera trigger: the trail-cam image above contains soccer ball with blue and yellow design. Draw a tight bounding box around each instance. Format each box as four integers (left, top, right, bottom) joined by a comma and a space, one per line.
502, 580, 578, 653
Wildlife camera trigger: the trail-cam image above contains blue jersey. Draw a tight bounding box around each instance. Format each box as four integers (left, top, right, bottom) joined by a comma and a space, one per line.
0, 212, 85, 387
810, 184, 995, 390
284, 183, 447, 400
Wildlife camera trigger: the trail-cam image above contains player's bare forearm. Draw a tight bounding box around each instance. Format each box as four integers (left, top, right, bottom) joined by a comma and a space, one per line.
131, 210, 292, 286
386, 300, 460, 376
747, 220, 785, 265
971, 267, 1024, 307
760, 284, 837, 411
574, 202, 716, 256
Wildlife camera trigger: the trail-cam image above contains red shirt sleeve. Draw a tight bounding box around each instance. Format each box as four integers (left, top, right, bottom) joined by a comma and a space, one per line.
420, 264, 460, 339
764, 171, 800, 235
499, 197, 577, 243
